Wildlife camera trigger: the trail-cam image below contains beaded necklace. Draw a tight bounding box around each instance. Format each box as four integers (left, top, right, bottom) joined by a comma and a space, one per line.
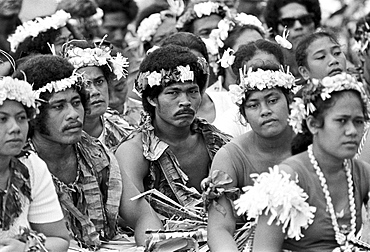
308, 145, 356, 251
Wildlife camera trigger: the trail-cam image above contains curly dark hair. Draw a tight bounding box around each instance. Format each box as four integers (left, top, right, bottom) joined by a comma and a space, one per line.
231, 39, 285, 77
12, 23, 80, 60
295, 30, 339, 69
139, 45, 208, 119
263, 0, 321, 36
98, 0, 138, 23
12, 54, 88, 137
57, 0, 97, 18
160, 32, 209, 62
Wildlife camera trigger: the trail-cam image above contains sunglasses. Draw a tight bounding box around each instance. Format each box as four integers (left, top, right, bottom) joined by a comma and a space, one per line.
279, 14, 314, 29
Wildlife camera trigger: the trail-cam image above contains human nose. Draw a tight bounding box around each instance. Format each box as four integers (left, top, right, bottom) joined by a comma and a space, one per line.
260, 102, 272, 117
328, 53, 339, 66
86, 83, 100, 97
178, 92, 191, 107
345, 121, 359, 136
65, 103, 80, 120
8, 117, 21, 134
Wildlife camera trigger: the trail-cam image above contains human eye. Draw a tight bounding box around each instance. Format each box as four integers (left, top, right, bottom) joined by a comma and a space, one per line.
52, 103, 64, 110
354, 118, 365, 126
246, 102, 258, 109
0, 115, 8, 123
72, 99, 82, 107
336, 118, 347, 124
189, 88, 200, 94
115, 84, 125, 92
96, 78, 105, 86
315, 54, 325, 60
268, 97, 278, 104
16, 114, 28, 123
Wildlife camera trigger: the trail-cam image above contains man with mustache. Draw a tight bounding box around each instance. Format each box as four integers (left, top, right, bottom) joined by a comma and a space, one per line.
14, 54, 163, 250
115, 45, 230, 219
63, 39, 134, 150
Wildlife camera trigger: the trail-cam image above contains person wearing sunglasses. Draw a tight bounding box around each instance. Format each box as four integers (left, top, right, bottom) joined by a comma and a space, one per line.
263, 0, 322, 84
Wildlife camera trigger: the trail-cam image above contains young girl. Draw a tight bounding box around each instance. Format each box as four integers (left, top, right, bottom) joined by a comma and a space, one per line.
0, 76, 69, 251
237, 73, 370, 251
203, 55, 296, 251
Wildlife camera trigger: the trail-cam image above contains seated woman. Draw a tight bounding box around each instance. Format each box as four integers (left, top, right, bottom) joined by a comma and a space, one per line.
0, 76, 69, 251
239, 72, 370, 251
203, 47, 296, 251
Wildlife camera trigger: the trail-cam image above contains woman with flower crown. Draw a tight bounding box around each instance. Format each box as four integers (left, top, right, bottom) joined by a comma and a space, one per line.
202, 49, 296, 251
235, 73, 370, 251
0, 76, 69, 251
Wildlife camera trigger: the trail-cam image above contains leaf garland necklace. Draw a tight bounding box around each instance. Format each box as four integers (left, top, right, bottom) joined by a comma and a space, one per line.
0, 157, 31, 230
308, 145, 356, 251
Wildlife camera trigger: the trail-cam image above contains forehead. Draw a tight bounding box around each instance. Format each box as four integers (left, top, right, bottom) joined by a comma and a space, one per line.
103, 12, 130, 28
77, 66, 104, 79
279, 2, 308, 18
163, 82, 199, 90
192, 14, 222, 35
325, 91, 364, 116
306, 37, 339, 55
246, 88, 283, 101
48, 88, 80, 102
233, 29, 263, 51
0, 99, 25, 113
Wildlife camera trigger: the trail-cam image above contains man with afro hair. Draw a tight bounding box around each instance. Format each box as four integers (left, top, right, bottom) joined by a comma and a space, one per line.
14, 54, 162, 250
115, 45, 230, 220
97, 0, 138, 49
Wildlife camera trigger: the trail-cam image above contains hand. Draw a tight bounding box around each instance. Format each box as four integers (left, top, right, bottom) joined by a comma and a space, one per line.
0, 238, 26, 252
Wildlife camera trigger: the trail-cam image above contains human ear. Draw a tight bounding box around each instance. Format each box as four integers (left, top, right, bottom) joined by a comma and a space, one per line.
298, 66, 311, 80
147, 97, 157, 107
306, 115, 318, 135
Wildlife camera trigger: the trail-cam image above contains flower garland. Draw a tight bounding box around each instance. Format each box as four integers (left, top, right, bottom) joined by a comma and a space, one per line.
176, 1, 230, 30
307, 145, 357, 251
0, 76, 38, 109
228, 67, 296, 105
234, 165, 316, 240
8, 10, 71, 53
64, 44, 129, 80
33, 73, 83, 97
1, 158, 31, 231
288, 73, 368, 134
133, 65, 195, 97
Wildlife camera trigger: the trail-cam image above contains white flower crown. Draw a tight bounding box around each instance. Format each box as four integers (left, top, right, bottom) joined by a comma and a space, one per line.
0, 76, 38, 109
34, 73, 83, 98
288, 73, 368, 134
229, 67, 296, 105
134, 65, 194, 97
176, 1, 230, 30
8, 10, 71, 53
64, 44, 129, 80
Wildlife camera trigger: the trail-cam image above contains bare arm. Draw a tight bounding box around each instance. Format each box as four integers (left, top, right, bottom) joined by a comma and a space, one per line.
115, 136, 163, 246
252, 214, 285, 252
207, 147, 239, 252
31, 219, 70, 252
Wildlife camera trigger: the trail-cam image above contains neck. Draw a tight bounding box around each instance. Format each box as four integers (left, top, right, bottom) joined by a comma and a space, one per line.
32, 132, 75, 167
252, 126, 293, 154
83, 115, 103, 138
152, 118, 192, 144
311, 141, 344, 174
0, 156, 11, 175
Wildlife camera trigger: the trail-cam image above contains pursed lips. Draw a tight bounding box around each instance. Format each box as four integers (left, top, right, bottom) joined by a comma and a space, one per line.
261, 118, 277, 126
328, 68, 342, 76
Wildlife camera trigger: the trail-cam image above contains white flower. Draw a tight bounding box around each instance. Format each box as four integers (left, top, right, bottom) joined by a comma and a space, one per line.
275, 34, 292, 50
147, 71, 162, 87
8, 10, 71, 52
177, 65, 194, 83
288, 98, 306, 134
234, 13, 265, 34
234, 166, 316, 240
137, 13, 162, 43
193, 2, 220, 18
34, 74, 81, 97
228, 84, 244, 105
219, 48, 235, 68
110, 52, 129, 80
0, 77, 38, 109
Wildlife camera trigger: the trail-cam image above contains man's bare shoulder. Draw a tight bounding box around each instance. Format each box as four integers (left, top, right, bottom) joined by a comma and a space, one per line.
116, 132, 143, 155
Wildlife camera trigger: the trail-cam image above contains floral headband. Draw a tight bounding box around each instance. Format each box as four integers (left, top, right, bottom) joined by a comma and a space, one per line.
34, 72, 83, 98
64, 43, 129, 80
134, 65, 196, 97
176, 1, 230, 30
206, 13, 266, 70
8, 10, 71, 53
137, 0, 185, 43
288, 73, 368, 134
0, 76, 39, 109
229, 67, 296, 105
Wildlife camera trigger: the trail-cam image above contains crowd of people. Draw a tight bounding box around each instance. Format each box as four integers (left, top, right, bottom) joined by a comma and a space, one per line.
2, 0, 370, 251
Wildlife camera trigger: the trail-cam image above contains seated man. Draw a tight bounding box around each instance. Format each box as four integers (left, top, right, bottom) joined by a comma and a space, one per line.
63, 39, 134, 149
115, 45, 230, 219
14, 54, 162, 250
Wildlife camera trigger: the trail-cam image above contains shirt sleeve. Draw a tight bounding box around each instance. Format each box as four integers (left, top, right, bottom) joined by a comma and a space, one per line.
20, 152, 64, 224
